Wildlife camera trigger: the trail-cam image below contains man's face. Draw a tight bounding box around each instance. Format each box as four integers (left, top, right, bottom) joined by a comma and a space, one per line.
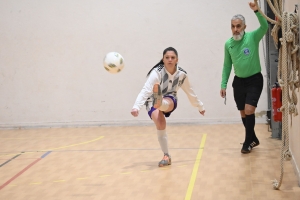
231, 19, 246, 41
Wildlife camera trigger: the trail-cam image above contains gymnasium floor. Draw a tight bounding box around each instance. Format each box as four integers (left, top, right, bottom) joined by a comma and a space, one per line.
0, 123, 299, 200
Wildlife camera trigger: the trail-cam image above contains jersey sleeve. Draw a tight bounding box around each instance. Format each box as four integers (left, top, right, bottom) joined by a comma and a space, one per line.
180, 75, 205, 112
132, 70, 160, 111
221, 42, 232, 89
252, 11, 268, 42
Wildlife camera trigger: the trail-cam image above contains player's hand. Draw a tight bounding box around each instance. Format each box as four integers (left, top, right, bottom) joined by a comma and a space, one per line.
220, 89, 226, 98
131, 108, 139, 117
199, 110, 205, 116
249, 1, 258, 11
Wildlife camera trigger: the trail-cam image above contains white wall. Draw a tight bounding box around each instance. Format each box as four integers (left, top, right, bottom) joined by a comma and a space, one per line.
0, 0, 268, 128
284, 0, 300, 186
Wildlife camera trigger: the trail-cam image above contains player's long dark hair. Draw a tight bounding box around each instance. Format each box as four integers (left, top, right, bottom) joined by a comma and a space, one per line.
146, 47, 178, 77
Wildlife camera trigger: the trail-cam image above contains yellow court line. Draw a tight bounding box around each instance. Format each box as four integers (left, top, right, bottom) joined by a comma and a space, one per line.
77, 177, 89, 180
41, 136, 104, 151
0, 136, 104, 158
120, 172, 132, 175
30, 182, 42, 185
185, 134, 207, 200
99, 175, 111, 178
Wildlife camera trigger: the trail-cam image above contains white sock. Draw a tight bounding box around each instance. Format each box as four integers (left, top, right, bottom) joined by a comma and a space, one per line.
158, 99, 169, 111
157, 129, 169, 154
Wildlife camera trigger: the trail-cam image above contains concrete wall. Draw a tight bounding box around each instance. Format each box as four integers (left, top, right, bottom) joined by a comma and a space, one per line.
0, 0, 268, 128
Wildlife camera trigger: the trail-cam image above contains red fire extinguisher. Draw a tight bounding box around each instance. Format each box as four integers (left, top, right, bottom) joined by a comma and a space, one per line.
271, 83, 282, 122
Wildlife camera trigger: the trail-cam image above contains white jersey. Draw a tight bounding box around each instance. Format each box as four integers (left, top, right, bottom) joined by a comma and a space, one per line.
132, 64, 205, 112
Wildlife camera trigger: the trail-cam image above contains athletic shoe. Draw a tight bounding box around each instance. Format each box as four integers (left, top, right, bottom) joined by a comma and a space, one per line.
241, 140, 260, 148
250, 140, 260, 148
153, 84, 162, 109
241, 143, 252, 154
158, 153, 171, 167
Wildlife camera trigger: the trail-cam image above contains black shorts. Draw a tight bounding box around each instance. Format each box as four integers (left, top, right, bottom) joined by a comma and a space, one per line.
232, 72, 263, 110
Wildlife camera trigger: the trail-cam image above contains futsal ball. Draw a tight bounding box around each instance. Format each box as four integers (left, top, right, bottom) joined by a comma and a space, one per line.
103, 52, 124, 74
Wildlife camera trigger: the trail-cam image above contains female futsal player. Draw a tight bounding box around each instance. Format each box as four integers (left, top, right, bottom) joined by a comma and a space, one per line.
131, 47, 205, 167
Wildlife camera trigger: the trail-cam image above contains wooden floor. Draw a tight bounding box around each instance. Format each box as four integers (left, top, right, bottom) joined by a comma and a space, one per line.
0, 123, 299, 200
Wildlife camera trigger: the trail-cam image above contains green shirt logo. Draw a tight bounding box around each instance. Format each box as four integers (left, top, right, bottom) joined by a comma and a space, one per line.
243, 48, 250, 55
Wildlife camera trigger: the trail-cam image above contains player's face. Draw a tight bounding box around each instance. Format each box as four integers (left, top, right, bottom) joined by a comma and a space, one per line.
163, 51, 178, 70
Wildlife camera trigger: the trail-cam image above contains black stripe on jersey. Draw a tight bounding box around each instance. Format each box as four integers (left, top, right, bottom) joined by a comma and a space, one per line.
178, 67, 187, 74
156, 64, 164, 72
181, 75, 187, 85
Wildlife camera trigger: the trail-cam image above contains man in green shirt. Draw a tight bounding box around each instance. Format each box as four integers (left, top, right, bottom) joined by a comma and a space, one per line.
220, 2, 268, 154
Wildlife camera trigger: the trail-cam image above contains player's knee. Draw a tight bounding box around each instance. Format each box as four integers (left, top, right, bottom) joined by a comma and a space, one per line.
245, 106, 255, 115
152, 112, 166, 129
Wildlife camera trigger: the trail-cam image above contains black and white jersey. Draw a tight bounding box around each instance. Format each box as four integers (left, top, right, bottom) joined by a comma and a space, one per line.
132, 65, 204, 112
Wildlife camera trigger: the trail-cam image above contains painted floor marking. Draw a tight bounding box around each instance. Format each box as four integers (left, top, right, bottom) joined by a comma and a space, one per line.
0, 153, 22, 168
0, 136, 104, 158
185, 134, 207, 200
0, 151, 52, 191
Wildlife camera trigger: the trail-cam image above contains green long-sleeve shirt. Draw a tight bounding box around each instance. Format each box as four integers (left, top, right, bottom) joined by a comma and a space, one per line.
221, 12, 268, 89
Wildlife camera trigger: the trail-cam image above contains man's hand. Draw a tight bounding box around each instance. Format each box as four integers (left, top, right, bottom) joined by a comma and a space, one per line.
199, 110, 205, 116
249, 1, 258, 11
131, 108, 139, 117
220, 89, 226, 98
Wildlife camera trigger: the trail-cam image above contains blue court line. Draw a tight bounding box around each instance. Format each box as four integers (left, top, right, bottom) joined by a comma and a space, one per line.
0, 151, 52, 191
0, 151, 51, 168
41, 151, 52, 158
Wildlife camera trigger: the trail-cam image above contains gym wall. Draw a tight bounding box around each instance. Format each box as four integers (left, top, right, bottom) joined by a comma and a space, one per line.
284, 0, 300, 187
0, 0, 268, 128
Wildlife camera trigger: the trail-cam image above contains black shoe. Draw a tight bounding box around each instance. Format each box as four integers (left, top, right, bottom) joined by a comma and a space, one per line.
241, 144, 252, 154
241, 140, 260, 148
250, 140, 260, 148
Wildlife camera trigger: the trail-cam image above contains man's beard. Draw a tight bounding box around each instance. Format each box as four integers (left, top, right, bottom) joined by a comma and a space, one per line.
232, 30, 245, 41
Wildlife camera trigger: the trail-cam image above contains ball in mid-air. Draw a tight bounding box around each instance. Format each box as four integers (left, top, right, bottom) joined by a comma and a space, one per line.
103, 52, 124, 74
